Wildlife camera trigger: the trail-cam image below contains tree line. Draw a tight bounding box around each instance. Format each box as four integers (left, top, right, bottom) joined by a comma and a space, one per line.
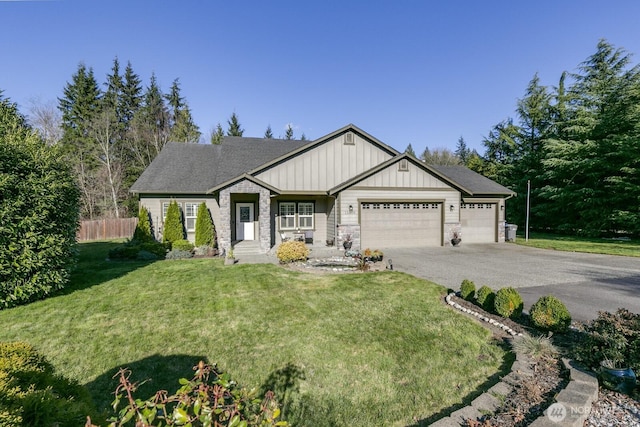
34, 57, 309, 220
405, 40, 640, 237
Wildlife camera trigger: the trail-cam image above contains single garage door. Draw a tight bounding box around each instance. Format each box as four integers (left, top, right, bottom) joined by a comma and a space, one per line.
360, 202, 442, 248
460, 203, 497, 243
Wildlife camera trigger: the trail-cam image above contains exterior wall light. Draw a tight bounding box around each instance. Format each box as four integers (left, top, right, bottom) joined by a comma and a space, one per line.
449, 204, 454, 212
348, 204, 354, 213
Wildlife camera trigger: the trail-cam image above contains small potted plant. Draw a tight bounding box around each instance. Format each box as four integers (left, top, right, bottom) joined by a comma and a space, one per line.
363, 248, 372, 261
451, 231, 461, 246
343, 234, 353, 250
224, 248, 235, 265
372, 249, 383, 262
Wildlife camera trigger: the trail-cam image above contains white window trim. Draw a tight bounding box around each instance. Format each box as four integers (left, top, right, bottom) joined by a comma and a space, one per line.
184, 202, 198, 232
279, 202, 296, 230
278, 201, 315, 230
297, 202, 314, 230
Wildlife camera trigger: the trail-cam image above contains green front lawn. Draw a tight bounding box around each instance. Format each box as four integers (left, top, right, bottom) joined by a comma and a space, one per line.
516, 232, 640, 257
0, 242, 508, 426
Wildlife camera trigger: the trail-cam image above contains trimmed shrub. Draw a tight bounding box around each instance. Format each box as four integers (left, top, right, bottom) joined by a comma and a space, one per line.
133, 206, 154, 242
172, 239, 195, 252
162, 200, 184, 244
476, 285, 495, 312
195, 202, 216, 247
0, 341, 98, 426
530, 295, 572, 333
166, 249, 194, 260
575, 308, 640, 372
494, 287, 524, 319
108, 240, 169, 260
276, 241, 309, 263
0, 96, 80, 309
460, 279, 476, 301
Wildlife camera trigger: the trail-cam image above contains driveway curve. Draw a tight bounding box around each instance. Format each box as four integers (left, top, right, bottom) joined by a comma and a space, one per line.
385, 243, 640, 323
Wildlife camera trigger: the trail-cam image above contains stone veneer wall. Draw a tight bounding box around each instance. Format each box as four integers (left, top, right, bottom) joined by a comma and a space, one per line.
218, 180, 271, 253
337, 224, 360, 252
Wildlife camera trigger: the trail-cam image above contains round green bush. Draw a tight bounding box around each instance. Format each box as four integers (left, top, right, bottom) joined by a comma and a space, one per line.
460, 279, 476, 301
530, 295, 572, 333
172, 239, 195, 252
494, 287, 524, 319
476, 286, 495, 312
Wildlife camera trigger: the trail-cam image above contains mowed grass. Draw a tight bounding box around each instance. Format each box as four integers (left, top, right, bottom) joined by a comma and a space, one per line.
0, 242, 508, 426
516, 232, 640, 257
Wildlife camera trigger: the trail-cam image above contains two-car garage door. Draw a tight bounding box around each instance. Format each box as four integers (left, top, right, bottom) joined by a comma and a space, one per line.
360, 202, 442, 248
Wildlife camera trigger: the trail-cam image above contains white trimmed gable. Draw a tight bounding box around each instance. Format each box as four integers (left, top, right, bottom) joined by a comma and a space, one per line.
255, 131, 394, 192
355, 159, 453, 189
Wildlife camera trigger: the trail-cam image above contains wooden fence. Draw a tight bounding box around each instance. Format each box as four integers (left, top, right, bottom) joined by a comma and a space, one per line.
77, 218, 138, 241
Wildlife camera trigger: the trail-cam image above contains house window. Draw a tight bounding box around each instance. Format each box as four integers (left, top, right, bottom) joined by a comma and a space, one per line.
184, 202, 198, 232
298, 202, 314, 229
279, 202, 296, 230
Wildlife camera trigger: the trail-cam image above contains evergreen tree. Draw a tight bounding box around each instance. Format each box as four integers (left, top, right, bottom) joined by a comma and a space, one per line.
211, 123, 224, 144
121, 61, 143, 127
133, 205, 154, 242
285, 124, 294, 140
226, 112, 243, 136
264, 124, 273, 139
542, 40, 640, 234
195, 202, 215, 247
404, 143, 416, 157
58, 63, 102, 218
163, 201, 184, 243
165, 79, 200, 142
300, 133, 307, 141
420, 146, 461, 165
58, 63, 102, 155
454, 137, 470, 164
103, 57, 124, 120
129, 73, 170, 171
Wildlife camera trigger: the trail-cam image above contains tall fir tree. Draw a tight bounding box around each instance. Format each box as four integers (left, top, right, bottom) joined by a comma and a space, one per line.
58, 63, 102, 218
285, 124, 294, 140
58, 63, 102, 155
264, 124, 273, 139
226, 112, 243, 136
404, 143, 416, 157
211, 123, 224, 144
454, 137, 470, 165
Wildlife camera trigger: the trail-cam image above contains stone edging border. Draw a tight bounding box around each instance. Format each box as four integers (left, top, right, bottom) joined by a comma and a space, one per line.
430, 293, 598, 427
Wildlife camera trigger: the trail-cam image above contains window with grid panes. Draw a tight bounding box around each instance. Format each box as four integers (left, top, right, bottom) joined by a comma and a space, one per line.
279, 202, 295, 229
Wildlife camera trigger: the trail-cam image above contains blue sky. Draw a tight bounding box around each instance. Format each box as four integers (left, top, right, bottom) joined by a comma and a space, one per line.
2, 1, 640, 154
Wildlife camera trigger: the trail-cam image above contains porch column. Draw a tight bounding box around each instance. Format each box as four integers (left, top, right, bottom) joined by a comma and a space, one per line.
258, 190, 271, 252
218, 188, 232, 253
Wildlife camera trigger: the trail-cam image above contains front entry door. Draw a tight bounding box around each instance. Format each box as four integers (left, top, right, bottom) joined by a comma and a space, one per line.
236, 203, 254, 240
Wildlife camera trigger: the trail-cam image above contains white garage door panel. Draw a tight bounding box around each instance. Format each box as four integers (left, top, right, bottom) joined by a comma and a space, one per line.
461, 203, 496, 243
361, 202, 442, 248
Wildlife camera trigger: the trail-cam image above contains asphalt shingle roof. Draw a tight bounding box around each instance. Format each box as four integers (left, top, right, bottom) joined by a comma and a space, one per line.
429, 164, 515, 196
130, 137, 310, 194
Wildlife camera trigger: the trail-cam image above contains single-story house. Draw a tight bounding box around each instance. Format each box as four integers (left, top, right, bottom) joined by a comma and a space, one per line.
130, 124, 515, 254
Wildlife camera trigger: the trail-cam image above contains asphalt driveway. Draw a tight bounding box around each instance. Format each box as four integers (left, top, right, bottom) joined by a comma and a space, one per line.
385, 243, 640, 323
